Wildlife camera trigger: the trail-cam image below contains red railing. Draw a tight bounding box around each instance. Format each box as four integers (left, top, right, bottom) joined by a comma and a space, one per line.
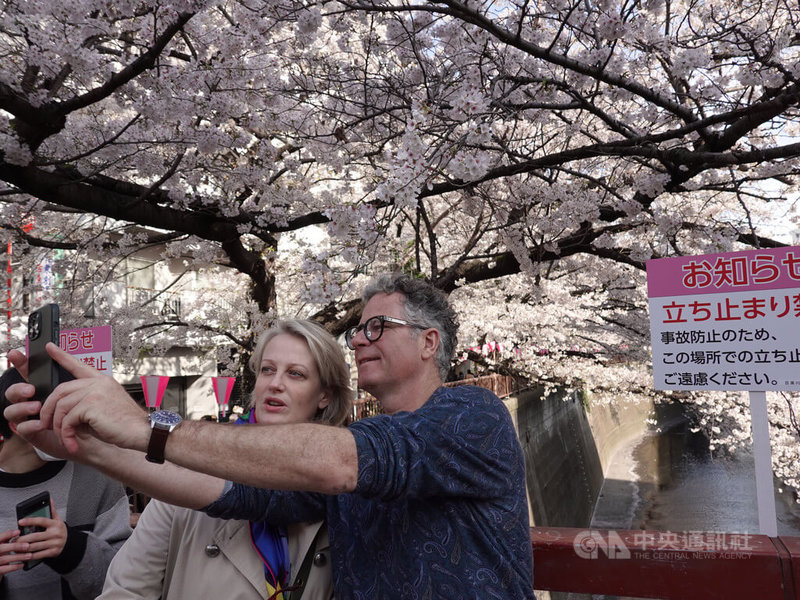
531, 526, 800, 599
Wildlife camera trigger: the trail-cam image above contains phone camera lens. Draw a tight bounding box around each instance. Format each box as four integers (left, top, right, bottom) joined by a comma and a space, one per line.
28, 315, 40, 339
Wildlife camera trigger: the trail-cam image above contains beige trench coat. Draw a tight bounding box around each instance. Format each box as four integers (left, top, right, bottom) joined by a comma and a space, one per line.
98, 499, 334, 600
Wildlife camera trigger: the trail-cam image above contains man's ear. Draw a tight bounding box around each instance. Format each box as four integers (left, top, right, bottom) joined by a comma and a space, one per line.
420, 328, 440, 361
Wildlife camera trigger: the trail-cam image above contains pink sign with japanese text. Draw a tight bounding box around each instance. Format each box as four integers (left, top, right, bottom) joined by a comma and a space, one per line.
59, 326, 113, 376
647, 247, 800, 391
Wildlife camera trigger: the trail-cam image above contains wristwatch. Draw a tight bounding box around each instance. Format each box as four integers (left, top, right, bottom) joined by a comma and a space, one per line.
145, 409, 183, 464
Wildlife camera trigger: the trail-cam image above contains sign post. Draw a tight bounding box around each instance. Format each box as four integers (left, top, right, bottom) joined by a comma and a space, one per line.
749, 391, 777, 536
647, 246, 800, 536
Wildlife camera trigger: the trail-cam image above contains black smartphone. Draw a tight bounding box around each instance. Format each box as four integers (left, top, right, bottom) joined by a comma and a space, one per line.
15, 491, 51, 570
27, 304, 61, 404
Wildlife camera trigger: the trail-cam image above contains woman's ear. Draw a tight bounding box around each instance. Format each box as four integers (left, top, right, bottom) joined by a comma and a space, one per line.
317, 389, 331, 411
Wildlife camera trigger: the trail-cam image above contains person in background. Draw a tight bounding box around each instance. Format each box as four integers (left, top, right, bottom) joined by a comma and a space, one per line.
98, 319, 350, 600
0, 368, 131, 600
6, 272, 534, 599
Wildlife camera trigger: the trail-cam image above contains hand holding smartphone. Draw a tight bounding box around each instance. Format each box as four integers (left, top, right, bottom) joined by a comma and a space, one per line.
15, 491, 52, 570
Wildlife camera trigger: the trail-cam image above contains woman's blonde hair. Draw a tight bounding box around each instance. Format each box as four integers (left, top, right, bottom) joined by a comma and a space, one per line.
248, 319, 353, 426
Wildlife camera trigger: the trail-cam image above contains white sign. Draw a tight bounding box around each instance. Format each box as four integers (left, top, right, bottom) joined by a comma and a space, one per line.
646, 247, 800, 537
647, 247, 800, 391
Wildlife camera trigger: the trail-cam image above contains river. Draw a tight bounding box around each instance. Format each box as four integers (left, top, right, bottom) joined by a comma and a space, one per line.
592, 424, 800, 535
579, 421, 800, 600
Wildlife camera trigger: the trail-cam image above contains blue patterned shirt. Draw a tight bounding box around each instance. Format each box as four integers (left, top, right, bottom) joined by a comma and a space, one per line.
205, 385, 534, 599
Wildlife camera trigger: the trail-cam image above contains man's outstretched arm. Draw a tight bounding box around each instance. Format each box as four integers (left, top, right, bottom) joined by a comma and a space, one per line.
14, 343, 359, 496
5, 391, 225, 510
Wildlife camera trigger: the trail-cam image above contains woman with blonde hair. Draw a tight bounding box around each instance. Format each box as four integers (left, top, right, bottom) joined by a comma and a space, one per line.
99, 319, 352, 600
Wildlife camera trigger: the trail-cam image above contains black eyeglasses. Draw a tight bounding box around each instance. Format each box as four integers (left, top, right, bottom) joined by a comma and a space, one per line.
345, 315, 428, 350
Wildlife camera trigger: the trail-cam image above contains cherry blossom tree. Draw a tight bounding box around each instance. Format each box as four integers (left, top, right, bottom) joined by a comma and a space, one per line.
2, 0, 800, 484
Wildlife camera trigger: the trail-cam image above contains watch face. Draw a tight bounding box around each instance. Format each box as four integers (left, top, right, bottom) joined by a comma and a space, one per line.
151, 410, 182, 427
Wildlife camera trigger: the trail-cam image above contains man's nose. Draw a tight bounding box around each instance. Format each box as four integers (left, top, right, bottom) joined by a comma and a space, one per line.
351, 326, 370, 347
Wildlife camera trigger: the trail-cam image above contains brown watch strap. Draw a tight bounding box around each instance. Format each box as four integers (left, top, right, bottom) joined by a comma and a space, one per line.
146, 425, 170, 464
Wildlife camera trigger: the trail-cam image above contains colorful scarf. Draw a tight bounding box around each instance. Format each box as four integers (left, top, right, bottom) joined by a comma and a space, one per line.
237, 410, 291, 599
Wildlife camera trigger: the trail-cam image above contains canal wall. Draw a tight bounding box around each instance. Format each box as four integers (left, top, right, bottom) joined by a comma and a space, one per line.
506, 386, 656, 528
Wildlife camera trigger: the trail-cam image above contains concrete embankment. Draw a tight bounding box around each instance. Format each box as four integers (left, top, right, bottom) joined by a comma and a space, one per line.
504, 385, 655, 528
502, 386, 656, 600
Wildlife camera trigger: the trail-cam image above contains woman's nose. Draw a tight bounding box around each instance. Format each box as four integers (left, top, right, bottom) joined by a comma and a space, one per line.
268, 372, 285, 389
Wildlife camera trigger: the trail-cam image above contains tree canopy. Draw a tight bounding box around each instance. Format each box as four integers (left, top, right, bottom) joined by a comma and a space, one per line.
2, 0, 800, 480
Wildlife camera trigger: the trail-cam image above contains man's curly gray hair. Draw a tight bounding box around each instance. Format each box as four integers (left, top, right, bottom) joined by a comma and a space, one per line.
361, 273, 459, 380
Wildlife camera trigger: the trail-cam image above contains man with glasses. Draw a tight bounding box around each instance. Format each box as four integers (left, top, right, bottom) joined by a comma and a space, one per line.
6, 273, 535, 599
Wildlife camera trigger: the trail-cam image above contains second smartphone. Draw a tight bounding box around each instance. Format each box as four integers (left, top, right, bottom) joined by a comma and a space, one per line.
15, 491, 51, 570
